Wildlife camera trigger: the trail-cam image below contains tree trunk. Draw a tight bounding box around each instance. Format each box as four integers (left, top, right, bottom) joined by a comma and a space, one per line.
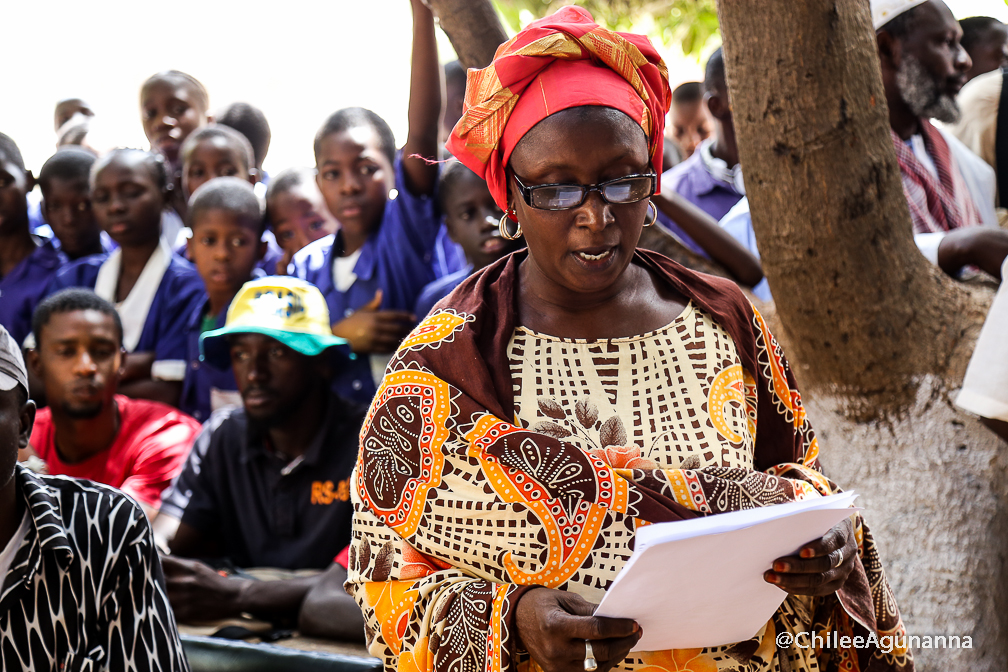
426, 0, 509, 70
718, 1, 1006, 669
718, 0, 984, 406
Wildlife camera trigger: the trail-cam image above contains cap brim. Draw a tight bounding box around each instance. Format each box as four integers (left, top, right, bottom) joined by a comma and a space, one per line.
200, 325, 352, 369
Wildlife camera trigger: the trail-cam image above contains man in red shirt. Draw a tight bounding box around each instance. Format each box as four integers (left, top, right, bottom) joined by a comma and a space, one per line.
24, 288, 200, 515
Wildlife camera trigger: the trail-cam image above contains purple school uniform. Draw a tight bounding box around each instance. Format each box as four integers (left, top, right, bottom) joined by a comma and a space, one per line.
657, 149, 744, 256
414, 265, 472, 319
291, 157, 441, 404
46, 252, 207, 376
0, 237, 62, 346
180, 298, 238, 422
433, 225, 467, 278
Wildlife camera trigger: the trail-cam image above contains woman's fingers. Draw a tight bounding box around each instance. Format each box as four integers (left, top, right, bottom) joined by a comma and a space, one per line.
767, 518, 858, 596
590, 632, 643, 670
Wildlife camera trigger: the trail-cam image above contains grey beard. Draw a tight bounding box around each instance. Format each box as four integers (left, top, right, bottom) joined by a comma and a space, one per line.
895, 54, 961, 124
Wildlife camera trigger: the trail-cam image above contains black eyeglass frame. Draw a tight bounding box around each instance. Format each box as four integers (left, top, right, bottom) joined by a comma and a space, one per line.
510, 172, 658, 211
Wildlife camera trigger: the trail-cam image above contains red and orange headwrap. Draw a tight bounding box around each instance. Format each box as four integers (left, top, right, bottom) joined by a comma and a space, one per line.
445, 6, 671, 215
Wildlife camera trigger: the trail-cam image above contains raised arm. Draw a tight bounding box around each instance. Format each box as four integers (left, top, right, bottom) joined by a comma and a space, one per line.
651, 191, 764, 287
401, 0, 443, 197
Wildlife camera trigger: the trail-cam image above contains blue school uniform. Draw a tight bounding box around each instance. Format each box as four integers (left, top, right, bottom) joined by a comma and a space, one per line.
0, 237, 62, 346
47, 252, 207, 379
291, 157, 441, 404
433, 225, 467, 278
414, 264, 472, 319
179, 298, 239, 422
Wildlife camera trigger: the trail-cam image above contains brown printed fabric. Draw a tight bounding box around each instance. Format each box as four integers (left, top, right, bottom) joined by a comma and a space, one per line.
347, 249, 912, 672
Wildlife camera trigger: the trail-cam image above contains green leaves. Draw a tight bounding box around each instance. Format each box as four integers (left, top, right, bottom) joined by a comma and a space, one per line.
491, 0, 721, 58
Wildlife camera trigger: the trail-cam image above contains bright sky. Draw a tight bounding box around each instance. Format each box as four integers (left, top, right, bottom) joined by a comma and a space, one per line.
2, 0, 1005, 176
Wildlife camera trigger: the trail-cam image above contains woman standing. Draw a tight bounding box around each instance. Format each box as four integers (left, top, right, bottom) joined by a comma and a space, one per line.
347, 8, 911, 672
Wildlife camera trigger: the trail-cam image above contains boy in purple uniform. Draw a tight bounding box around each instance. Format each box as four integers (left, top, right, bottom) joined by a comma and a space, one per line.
38, 148, 114, 261
0, 133, 62, 346
180, 178, 266, 421
658, 48, 745, 256
292, 0, 445, 404
415, 161, 523, 317
46, 149, 205, 407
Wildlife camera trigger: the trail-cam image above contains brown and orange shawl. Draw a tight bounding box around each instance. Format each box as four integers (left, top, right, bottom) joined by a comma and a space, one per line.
347, 250, 912, 672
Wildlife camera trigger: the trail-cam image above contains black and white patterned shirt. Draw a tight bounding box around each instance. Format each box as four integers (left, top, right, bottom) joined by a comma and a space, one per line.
0, 465, 189, 671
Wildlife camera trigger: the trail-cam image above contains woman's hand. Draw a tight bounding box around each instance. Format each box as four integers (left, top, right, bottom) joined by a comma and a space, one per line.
764, 517, 857, 596
515, 587, 641, 672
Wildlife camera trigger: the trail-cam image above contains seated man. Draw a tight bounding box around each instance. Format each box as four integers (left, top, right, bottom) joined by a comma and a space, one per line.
24, 289, 201, 516
0, 325, 187, 670
874, 0, 1008, 278
156, 277, 365, 636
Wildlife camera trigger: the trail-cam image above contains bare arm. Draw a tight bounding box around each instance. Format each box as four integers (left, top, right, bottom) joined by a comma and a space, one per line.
651, 192, 764, 287
936, 228, 1008, 279
118, 352, 183, 407
161, 555, 323, 625
401, 0, 442, 197
298, 563, 367, 642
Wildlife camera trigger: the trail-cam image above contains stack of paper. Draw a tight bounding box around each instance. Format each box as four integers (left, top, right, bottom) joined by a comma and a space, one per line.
594, 491, 859, 651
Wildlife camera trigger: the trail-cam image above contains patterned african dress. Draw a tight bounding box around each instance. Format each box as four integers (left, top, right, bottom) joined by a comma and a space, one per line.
347, 250, 913, 672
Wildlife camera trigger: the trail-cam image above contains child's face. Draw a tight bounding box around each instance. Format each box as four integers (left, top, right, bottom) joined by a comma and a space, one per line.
90, 155, 165, 249
670, 99, 712, 159
267, 182, 338, 258
186, 209, 264, 297
183, 137, 251, 200
141, 80, 208, 167
0, 153, 31, 235
41, 177, 100, 258
315, 126, 394, 242
444, 171, 520, 270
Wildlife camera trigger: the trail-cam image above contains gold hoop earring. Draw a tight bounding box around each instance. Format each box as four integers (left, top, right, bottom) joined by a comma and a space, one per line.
643, 201, 657, 227
499, 210, 522, 240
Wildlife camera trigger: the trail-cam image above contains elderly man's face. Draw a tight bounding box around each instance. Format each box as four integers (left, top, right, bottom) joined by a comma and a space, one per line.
894, 0, 971, 123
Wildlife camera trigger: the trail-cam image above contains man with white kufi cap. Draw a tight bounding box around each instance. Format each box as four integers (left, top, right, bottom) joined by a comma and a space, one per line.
872, 0, 1008, 279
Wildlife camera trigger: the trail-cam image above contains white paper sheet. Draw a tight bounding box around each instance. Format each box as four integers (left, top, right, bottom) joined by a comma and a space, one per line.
594, 491, 859, 652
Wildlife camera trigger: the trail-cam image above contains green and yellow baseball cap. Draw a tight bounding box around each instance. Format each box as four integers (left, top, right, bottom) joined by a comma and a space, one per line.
200, 277, 351, 368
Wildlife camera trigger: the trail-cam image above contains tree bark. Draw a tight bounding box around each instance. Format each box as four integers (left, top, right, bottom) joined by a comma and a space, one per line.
426, 0, 509, 70
717, 0, 983, 407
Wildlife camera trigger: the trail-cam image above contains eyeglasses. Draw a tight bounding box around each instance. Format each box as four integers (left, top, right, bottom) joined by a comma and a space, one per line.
511, 172, 657, 211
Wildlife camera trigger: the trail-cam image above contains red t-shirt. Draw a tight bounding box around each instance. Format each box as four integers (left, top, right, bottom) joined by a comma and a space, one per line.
29, 395, 201, 509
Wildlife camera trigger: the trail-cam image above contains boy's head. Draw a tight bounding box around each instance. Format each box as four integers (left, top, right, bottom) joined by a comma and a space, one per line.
960, 16, 1008, 80
180, 124, 256, 200
439, 160, 521, 271
29, 289, 124, 419
54, 98, 96, 150
442, 60, 467, 140
703, 49, 735, 154
265, 168, 339, 259
186, 177, 265, 299
39, 148, 100, 259
216, 102, 271, 171
669, 82, 711, 159
313, 107, 396, 241
140, 70, 210, 168
0, 133, 34, 237
90, 148, 169, 249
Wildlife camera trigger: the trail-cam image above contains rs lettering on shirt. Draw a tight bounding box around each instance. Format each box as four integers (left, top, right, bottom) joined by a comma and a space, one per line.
311, 479, 350, 505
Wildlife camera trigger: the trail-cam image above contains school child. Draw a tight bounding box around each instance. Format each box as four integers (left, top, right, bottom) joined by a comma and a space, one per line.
46, 149, 205, 407
265, 168, 339, 274
0, 133, 61, 346
291, 0, 445, 404
215, 102, 271, 183
414, 160, 524, 317
38, 148, 113, 261
180, 124, 257, 201
179, 178, 266, 421
140, 70, 211, 241
180, 124, 282, 273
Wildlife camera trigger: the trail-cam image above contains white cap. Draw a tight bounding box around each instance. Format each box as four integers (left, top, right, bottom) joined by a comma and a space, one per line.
871, 0, 929, 30
0, 326, 28, 397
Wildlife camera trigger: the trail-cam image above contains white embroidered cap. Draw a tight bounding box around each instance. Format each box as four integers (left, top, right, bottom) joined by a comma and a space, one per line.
0, 326, 28, 396
871, 0, 929, 30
